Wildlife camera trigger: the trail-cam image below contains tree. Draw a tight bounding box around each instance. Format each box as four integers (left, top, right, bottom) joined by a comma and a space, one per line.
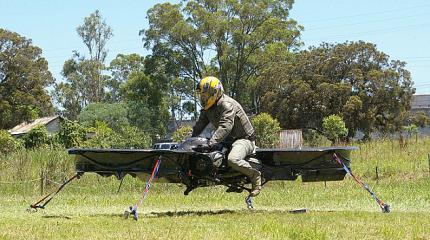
141, 0, 302, 113
409, 111, 430, 128
322, 115, 348, 144
259, 41, 415, 138
0, 130, 23, 154
22, 125, 50, 149
107, 53, 145, 102
121, 71, 170, 140
251, 112, 281, 148
53, 56, 108, 119
144, 52, 194, 121
403, 124, 418, 141
54, 10, 113, 119
76, 10, 113, 63
78, 102, 129, 131
57, 119, 87, 148
0, 29, 54, 129
172, 125, 192, 142
82, 121, 151, 149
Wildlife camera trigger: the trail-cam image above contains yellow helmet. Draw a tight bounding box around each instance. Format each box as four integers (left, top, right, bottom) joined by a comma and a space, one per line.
196, 76, 224, 110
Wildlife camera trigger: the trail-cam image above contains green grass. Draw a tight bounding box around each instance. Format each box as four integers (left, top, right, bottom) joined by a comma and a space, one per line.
1, 138, 429, 239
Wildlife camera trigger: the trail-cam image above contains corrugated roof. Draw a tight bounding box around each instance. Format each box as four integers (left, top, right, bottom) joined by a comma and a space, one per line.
411, 94, 430, 109
8, 116, 60, 135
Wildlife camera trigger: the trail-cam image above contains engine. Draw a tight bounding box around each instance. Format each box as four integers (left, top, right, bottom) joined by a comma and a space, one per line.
178, 137, 225, 176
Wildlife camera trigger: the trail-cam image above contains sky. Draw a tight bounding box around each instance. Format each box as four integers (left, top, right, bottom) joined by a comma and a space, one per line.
1, 0, 429, 93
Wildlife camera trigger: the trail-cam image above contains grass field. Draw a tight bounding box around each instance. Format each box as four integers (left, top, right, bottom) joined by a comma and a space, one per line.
1, 138, 429, 239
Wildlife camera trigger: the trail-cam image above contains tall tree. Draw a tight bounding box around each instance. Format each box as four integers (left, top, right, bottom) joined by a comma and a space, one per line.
121, 71, 170, 141
141, 0, 302, 113
54, 10, 113, 119
259, 41, 415, 138
77, 10, 113, 63
0, 29, 54, 129
144, 51, 194, 122
107, 53, 145, 102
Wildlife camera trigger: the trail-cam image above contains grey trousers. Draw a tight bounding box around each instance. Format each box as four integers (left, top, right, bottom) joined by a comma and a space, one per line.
227, 139, 258, 177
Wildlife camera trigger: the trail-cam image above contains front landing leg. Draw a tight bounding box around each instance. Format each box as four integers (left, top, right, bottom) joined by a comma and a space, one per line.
245, 195, 253, 209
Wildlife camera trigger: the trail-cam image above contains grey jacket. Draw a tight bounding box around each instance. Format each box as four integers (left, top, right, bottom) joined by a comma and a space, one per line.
192, 94, 255, 144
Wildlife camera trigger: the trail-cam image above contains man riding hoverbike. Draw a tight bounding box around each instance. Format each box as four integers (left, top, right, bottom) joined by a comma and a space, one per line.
191, 76, 262, 197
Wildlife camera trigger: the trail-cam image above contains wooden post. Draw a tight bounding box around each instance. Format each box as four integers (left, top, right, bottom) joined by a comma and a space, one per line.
375, 166, 379, 182
428, 153, 430, 173
40, 170, 44, 196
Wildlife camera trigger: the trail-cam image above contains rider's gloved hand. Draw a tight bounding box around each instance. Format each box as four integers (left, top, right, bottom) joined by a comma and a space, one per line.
208, 140, 223, 151
193, 140, 222, 152
193, 144, 211, 152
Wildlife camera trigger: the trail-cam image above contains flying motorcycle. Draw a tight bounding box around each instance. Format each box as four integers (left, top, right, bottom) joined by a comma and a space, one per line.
30, 137, 389, 220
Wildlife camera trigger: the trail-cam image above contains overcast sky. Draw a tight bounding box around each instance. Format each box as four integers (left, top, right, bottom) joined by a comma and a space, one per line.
1, 0, 429, 93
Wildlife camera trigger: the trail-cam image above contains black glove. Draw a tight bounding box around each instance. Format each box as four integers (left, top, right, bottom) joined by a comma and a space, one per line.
192, 144, 212, 152
193, 141, 222, 152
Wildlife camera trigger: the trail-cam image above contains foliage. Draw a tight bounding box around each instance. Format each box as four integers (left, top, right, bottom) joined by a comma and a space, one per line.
53, 10, 113, 120
22, 125, 50, 149
78, 102, 129, 131
0, 130, 23, 154
122, 71, 170, 140
82, 121, 117, 148
322, 115, 348, 144
251, 113, 281, 148
0, 28, 54, 129
403, 124, 418, 136
53, 55, 111, 120
302, 129, 330, 147
57, 119, 86, 148
172, 125, 193, 142
115, 125, 151, 149
144, 52, 194, 120
76, 10, 113, 62
403, 124, 419, 144
259, 41, 415, 138
409, 111, 430, 128
82, 121, 151, 149
141, 0, 302, 111
107, 53, 145, 102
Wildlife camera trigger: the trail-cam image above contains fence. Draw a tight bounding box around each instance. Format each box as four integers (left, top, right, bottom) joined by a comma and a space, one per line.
279, 129, 303, 148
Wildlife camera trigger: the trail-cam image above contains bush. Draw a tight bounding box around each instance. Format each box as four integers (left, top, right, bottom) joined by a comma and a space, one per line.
303, 129, 330, 147
322, 114, 348, 144
410, 111, 430, 128
82, 121, 117, 148
22, 125, 50, 149
58, 119, 87, 148
78, 102, 129, 131
252, 113, 281, 148
0, 130, 23, 154
172, 125, 192, 142
82, 121, 151, 149
115, 125, 151, 149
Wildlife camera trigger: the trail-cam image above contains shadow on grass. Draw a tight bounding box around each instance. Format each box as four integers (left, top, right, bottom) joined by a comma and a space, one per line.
39, 208, 310, 220
141, 208, 309, 218
42, 215, 72, 220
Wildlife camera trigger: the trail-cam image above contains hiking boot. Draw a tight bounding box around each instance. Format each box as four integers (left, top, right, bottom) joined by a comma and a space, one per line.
249, 171, 262, 197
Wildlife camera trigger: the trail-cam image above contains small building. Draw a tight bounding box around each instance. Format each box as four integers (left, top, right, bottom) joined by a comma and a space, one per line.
411, 94, 430, 116
410, 94, 430, 136
8, 116, 62, 138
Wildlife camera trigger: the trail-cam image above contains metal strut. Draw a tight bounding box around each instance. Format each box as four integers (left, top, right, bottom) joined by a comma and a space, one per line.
124, 157, 162, 221
333, 153, 390, 213
29, 173, 82, 211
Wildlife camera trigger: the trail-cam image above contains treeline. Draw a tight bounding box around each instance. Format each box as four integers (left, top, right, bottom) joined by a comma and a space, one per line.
0, 0, 429, 148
